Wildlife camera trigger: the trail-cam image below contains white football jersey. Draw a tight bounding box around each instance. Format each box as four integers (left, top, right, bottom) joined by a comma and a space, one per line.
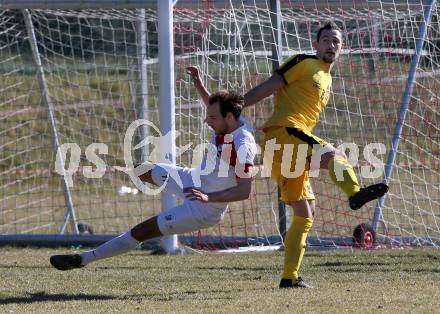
191, 118, 256, 196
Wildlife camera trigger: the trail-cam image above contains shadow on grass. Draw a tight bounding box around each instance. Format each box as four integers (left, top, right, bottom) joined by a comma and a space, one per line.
194, 266, 274, 271
0, 264, 176, 271
0, 289, 237, 304
138, 291, 234, 302
312, 261, 393, 267
307, 251, 440, 260
0, 292, 117, 304
323, 267, 440, 273
313, 261, 440, 273
135, 286, 270, 302
0, 264, 50, 270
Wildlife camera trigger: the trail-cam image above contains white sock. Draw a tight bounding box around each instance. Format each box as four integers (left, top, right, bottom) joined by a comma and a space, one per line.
80, 231, 140, 266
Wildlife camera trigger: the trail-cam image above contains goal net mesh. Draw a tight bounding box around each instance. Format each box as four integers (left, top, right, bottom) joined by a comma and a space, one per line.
0, 0, 438, 248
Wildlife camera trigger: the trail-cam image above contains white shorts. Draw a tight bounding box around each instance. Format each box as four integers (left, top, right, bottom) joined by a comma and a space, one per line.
151, 163, 227, 236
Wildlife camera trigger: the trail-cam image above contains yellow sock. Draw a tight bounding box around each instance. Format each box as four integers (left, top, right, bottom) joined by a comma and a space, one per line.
282, 216, 313, 281
328, 158, 360, 197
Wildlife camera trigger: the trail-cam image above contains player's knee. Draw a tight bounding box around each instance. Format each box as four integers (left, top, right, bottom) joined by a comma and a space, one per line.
320, 149, 347, 169
138, 169, 153, 183
309, 200, 316, 218
320, 151, 335, 168
135, 163, 155, 183
131, 216, 162, 241
286, 200, 314, 218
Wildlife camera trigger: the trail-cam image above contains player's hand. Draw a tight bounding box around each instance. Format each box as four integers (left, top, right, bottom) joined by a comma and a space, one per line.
183, 187, 209, 203
186, 66, 202, 85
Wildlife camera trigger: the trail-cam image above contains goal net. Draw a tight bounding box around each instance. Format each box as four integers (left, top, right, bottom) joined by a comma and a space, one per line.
0, 0, 439, 249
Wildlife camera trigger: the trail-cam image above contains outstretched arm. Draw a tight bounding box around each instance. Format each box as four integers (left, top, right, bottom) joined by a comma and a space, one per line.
243, 72, 285, 108
183, 176, 252, 203
187, 66, 210, 106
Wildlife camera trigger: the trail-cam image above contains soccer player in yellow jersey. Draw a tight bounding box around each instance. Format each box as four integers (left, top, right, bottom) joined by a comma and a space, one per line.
243, 21, 389, 288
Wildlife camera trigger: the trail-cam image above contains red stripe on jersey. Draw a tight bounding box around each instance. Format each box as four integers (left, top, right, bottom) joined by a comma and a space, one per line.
244, 163, 253, 173
215, 134, 237, 167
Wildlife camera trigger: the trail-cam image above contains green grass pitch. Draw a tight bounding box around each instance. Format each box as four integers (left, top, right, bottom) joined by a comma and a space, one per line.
0, 248, 439, 313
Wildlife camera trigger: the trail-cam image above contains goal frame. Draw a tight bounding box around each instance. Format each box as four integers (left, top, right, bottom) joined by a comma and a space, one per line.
1, 0, 182, 251
0, 0, 438, 249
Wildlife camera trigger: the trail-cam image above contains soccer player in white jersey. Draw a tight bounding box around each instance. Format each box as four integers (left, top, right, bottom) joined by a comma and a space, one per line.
50, 90, 256, 271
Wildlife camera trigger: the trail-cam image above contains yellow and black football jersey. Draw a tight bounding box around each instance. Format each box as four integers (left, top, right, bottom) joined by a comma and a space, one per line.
263, 54, 332, 132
